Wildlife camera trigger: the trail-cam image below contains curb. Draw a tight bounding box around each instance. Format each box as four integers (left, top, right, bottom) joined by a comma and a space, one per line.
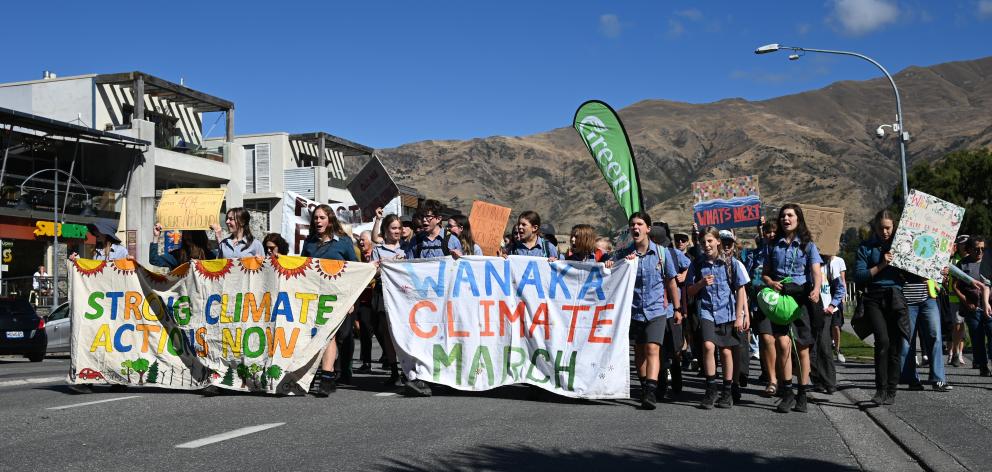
837, 386, 968, 472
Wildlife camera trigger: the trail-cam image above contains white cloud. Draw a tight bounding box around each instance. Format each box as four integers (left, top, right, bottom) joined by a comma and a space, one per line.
831, 0, 899, 35
797, 22, 811, 35
676, 8, 703, 21
980, 1, 992, 18
599, 14, 622, 38
667, 19, 685, 37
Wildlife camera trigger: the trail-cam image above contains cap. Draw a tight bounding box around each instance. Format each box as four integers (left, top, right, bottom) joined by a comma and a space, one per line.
955, 235, 970, 245
718, 230, 736, 241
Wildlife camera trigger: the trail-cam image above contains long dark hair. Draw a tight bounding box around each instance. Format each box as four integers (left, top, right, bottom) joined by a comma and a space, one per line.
263, 233, 289, 255
174, 231, 211, 264
312, 204, 348, 238
451, 214, 477, 255
775, 203, 812, 249
227, 207, 254, 244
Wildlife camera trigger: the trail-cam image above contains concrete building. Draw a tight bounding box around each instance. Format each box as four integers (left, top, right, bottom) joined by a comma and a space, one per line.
0, 71, 242, 264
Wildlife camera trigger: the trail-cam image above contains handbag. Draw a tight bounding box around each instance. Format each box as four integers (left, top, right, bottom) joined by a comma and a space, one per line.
849, 291, 873, 340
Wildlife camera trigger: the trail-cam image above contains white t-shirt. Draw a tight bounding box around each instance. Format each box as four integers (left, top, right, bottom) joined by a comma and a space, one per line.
820, 257, 847, 309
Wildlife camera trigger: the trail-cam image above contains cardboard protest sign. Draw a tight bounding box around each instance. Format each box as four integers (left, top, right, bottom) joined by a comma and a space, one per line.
469, 201, 512, 256
68, 256, 375, 394
282, 190, 321, 255
803, 205, 845, 256
156, 188, 227, 230
381, 256, 636, 399
347, 155, 398, 222
890, 190, 965, 283
692, 176, 761, 230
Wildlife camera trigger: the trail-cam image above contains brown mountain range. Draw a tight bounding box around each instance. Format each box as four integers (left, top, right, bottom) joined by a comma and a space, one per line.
378, 56, 992, 235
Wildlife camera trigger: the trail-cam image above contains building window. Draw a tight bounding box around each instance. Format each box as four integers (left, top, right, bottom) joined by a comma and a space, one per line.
243, 143, 271, 194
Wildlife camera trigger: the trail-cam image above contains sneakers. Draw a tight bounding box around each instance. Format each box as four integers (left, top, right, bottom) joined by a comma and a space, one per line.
883, 390, 896, 405
776, 388, 796, 413
793, 390, 808, 413
403, 379, 433, 397
354, 363, 373, 375
699, 383, 718, 410
933, 382, 953, 392
716, 386, 733, 409
870, 389, 886, 406
835, 352, 846, 363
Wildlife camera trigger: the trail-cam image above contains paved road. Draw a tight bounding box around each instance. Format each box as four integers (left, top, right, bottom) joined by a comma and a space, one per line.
0, 349, 943, 472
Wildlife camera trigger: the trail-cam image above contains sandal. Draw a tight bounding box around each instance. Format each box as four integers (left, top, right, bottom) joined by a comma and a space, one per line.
763, 382, 778, 398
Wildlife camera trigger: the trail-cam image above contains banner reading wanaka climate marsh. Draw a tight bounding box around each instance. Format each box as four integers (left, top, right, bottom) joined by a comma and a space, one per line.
381, 256, 636, 399
573, 100, 643, 218
68, 256, 375, 394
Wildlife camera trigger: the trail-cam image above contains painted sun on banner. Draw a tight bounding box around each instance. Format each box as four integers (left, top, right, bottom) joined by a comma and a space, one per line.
380, 256, 637, 399
68, 256, 375, 394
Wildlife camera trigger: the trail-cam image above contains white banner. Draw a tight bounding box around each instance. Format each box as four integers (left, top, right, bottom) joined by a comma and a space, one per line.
891, 189, 965, 283
381, 256, 636, 399
69, 256, 375, 394
282, 190, 320, 255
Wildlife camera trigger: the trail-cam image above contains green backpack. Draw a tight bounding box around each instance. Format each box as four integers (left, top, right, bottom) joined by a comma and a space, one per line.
757, 277, 799, 325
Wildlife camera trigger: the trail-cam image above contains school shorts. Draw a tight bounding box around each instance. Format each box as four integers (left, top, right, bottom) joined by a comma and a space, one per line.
752, 309, 774, 336
700, 319, 740, 348
769, 302, 814, 348
630, 317, 667, 346
830, 306, 845, 328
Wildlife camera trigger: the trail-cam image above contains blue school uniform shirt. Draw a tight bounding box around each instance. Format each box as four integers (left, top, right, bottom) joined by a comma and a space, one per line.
405, 231, 447, 259
301, 235, 357, 262
768, 237, 822, 286
672, 247, 691, 272
217, 236, 265, 258
686, 257, 750, 324
613, 241, 677, 322
448, 237, 483, 256
509, 237, 559, 258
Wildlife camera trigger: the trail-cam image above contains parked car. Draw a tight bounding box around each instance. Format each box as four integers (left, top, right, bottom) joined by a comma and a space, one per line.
45, 302, 71, 353
0, 297, 47, 362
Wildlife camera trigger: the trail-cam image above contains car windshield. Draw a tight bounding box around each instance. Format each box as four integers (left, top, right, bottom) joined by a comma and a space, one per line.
0, 299, 35, 318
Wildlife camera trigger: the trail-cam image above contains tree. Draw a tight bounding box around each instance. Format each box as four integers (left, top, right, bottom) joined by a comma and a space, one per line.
132, 358, 150, 385
265, 365, 283, 392
236, 363, 249, 388
248, 364, 262, 388
120, 360, 133, 383
892, 149, 992, 237
147, 361, 160, 384
221, 366, 235, 387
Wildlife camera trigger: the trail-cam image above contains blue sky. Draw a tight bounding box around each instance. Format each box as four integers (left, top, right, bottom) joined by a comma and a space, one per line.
2, 1, 990, 148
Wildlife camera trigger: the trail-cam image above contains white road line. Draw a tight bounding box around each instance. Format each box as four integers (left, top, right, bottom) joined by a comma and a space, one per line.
46, 395, 142, 410
0, 376, 64, 388
175, 423, 285, 449
375, 392, 398, 397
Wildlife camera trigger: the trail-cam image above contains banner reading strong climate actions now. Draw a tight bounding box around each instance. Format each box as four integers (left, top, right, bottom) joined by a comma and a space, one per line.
573, 100, 643, 218
68, 256, 375, 394
381, 256, 637, 399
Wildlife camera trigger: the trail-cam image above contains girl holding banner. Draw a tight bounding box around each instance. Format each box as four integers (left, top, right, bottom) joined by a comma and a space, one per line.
302, 204, 358, 397
149, 224, 215, 269
371, 213, 406, 387
211, 207, 264, 258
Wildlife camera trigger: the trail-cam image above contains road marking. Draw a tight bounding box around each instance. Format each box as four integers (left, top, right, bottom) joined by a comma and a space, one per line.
175, 423, 285, 449
375, 392, 398, 397
46, 395, 142, 410
0, 376, 64, 388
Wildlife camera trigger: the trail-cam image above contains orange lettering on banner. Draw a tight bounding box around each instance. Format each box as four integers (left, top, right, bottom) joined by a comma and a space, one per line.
499, 301, 527, 337
588, 304, 615, 343
123, 291, 143, 321
446, 301, 469, 337
135, 324, 160, 352
479, 300, 496, 336
409, 300, 439, 338
562, 305, 591, 342
195, 327, 208, 357
244, 293, 272, 322
529, 303, 550, 340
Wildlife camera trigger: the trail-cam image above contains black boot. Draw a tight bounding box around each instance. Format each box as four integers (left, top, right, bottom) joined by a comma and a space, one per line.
715, 382, 733, 409
870, 388, 886, 406
777, 386, 796, 413
640, 380, 658, 410
699, 379, 718, 410
883, 389, 896, 405
793, 387, 808, 413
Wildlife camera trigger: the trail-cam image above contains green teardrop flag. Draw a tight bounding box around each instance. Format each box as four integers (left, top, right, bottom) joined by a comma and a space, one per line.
573, 100, 643, 218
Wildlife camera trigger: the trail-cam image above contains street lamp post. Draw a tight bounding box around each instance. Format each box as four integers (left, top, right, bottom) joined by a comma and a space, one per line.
754, 44, 910, 199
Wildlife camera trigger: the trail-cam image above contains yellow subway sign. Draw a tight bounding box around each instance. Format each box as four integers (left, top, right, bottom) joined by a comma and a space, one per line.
34, 221, 88, 239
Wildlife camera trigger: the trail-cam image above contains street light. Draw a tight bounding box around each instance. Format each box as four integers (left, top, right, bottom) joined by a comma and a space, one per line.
18, 167, 92, 308
754, 43, 910, 199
